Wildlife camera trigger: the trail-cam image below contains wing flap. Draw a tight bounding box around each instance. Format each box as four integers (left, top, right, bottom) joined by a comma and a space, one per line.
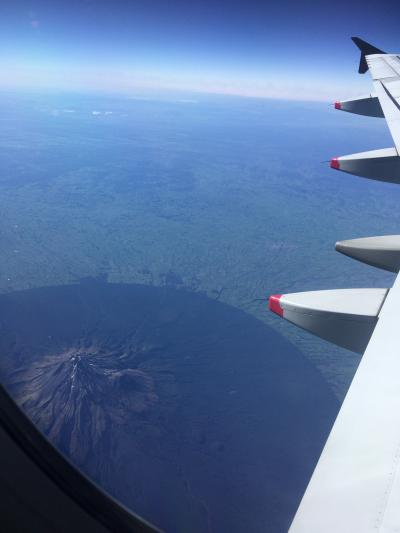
335, 94, 383, 118
330, 147, 400, 184
269, 288, 387, 353
335, 235, 400, 272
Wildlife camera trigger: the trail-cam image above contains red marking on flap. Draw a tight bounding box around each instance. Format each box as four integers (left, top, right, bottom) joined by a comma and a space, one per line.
330, 157, 340, 170
268, 294, 283, 317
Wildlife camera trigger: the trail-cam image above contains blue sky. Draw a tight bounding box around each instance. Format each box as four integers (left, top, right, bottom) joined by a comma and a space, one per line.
0, 0, 399, 101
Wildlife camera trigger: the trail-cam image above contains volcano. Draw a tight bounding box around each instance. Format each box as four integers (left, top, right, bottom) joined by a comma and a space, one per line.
0, 281, 338, 533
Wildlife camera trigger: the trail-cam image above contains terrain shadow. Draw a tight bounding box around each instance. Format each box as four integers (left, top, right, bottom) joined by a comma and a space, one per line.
0, 281, 338, 533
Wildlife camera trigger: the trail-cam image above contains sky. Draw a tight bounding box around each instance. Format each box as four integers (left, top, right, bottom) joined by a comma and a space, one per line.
0, 0, 399, 101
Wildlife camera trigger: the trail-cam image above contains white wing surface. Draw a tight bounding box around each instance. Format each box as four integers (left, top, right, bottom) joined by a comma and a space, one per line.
368, 53, 400, 152
269, 37, 400, 532
288, 274, 400, 532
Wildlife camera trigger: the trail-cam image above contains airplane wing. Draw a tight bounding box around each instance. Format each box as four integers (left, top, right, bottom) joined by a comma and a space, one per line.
368, 53, 400, 152
269, 38, 400, 533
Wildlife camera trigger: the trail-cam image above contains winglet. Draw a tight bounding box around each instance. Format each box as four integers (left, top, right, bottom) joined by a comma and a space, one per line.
351, 37, 385, 74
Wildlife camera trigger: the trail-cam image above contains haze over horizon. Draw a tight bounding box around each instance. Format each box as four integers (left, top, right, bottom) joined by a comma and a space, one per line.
1, 0, 399, 102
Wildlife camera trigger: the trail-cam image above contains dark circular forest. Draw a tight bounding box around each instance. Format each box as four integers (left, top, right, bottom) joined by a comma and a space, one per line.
0, 281, 338, 533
